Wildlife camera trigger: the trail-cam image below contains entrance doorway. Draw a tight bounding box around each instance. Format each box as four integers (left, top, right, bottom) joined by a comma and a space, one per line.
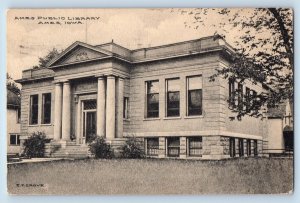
82, 100, 97, 143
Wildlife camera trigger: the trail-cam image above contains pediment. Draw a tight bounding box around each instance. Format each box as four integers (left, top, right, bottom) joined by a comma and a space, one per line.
48, 42, 111, 67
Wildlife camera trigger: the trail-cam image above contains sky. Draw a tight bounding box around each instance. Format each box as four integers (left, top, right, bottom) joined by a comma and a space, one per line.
6, 8, 248, 80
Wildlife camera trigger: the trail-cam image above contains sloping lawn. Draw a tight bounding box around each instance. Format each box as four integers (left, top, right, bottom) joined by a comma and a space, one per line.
7, 158, 293, 195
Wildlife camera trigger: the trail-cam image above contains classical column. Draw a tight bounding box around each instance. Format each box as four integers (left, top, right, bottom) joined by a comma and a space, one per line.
97, 77, 106, 137
106, 75, 115, 140
61, 81, 71, 141
116, 77, 124, 138
53, 83, 62, 140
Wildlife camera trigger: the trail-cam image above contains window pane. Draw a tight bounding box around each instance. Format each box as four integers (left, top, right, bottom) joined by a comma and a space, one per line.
229, 78, 235, 108
146, 80, 159, 118
189, 137, 202, 156
230, 138, 236, 157
167, 78, 180, 117
167, 137, 180, 157
188, 89, 202, 116
188, 76, 202, 90
123, 97, 129, 119
10, 134, 16, 145
254, 140, 258, 156
147, 138, 159, 156
147, 80, 159, 94
30, 95, 38, 125
17, 135, 20, 145
239, 139, 244, 157
42, 93, 51, 124
84, 100, 97, 110
167, 79, 180, 92
238, 83, 243, 110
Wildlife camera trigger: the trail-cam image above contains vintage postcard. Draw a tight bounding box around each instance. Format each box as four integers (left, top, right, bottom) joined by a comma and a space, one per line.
6, 8, 293, 195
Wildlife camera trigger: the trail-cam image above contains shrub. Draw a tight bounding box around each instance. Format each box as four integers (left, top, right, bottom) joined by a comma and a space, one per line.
86, 133, 97, 144
88, 136, 113, 159
121, 137, 145, 159
22, 131, 47, 158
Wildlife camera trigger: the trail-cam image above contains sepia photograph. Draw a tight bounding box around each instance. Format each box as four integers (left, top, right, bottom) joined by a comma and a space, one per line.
6, 8, 293, 195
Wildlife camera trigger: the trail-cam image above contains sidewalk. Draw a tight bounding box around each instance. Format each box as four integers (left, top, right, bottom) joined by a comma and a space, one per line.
7, 157, 66, 165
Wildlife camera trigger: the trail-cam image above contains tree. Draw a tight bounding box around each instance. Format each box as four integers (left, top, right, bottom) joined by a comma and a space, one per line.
7, 73, 21, 96
179, 8, 293, 118
33, 48, 62, 69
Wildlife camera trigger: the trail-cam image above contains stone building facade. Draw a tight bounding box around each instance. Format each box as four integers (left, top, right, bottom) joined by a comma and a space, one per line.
16, 36, 266, 159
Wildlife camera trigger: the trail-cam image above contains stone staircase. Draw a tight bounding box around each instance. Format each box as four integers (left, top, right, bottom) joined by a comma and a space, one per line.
44, 137, 144, 158
45, 141, 90, 158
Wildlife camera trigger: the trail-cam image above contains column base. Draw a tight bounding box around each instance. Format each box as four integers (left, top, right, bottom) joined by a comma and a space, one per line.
58, 140, 67, 148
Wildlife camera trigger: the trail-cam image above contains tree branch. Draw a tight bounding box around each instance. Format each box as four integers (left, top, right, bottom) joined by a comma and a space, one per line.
268, 8, 293, 69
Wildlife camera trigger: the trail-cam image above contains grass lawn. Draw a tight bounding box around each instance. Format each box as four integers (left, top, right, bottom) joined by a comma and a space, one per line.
7, 158, 293, 195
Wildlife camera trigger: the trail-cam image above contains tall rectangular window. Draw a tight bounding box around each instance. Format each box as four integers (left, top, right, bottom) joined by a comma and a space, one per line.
229, 78, 235, 108
239, 138, 244, 157
166, 78, 180, 117
146, 80, 159, 118
247, 139, 251, 156
251, 90, 257, 108
29, 95, 38, 125
238, 83, 243, 110
229, 137, 236, 157
253, 140, 258, 156
42, 93, 51, 124
245, 87, 251, 111
167, 137, 180, 157
187, 75, 202, 116
123, 97, 129, 119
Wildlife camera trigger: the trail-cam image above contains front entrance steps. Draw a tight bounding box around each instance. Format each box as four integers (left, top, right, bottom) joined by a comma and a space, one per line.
45, 141, 90, 158
45, 137, 142, 158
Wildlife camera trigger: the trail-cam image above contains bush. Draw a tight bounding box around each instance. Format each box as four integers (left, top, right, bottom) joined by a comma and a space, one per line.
22, 131, 47, 158
86, 133, 97, 144
88, 136, 113, 159
121, 137, 145, 159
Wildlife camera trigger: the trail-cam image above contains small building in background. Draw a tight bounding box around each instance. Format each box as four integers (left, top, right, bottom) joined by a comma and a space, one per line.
267, 100, 293, 155
7, 89, 21, 155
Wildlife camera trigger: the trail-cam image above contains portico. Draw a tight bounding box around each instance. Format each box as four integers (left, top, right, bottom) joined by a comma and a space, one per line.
53, 74, 124, 144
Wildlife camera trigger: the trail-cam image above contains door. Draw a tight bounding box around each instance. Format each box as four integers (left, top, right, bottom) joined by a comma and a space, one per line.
84, 111, 97, 143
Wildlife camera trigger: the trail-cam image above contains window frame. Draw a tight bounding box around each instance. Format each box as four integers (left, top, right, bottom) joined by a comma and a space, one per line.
146, 137, 159, 156
247, 139, 252, 156
167, 137, 180, 157
188, 137, 202, 157
238, 83, 243, 110
229, 137, 236, 157
145, 80, 160, 118
166, 78, 180, 117
29, 94, 39, 125
253, 140, 258, 156
123, 97, 129, 119
186, 75, 203, 116
10, 134, 20, 146
238, 138, 244, 157
16, 108, 21, 124
41, 93, 52, 124
245, 87, 251, 111
229, 78, 236, 108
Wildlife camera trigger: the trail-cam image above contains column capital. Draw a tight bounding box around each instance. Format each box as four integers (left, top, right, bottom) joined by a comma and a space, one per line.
63, 80, 70, 84
106, 75, 116, 79
97, 76, 105, 80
